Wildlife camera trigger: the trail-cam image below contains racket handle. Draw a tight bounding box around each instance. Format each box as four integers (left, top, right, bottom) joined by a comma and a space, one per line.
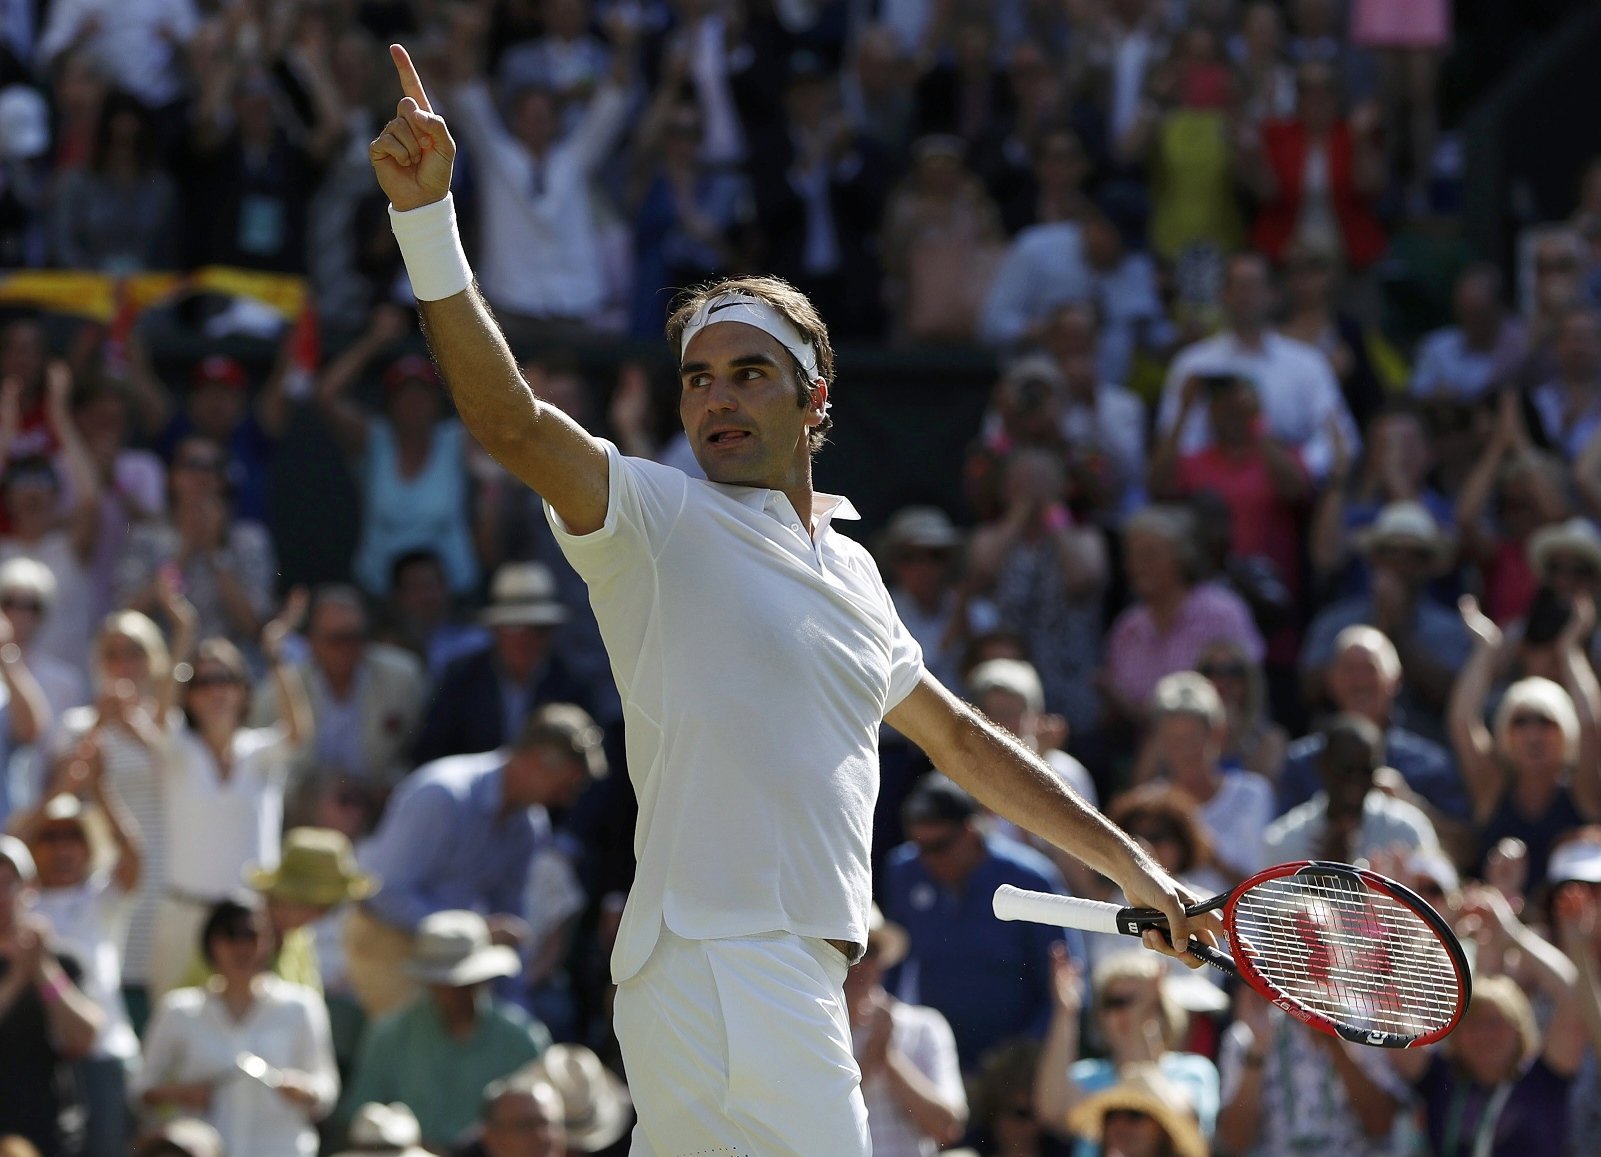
993, 886, 1123, 934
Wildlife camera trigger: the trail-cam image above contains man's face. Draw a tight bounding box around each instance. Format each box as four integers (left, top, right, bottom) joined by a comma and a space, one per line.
1207, 381, 1258, 445
392, 559, 450, 626
482, 1087, 566, 1157
30, 823, 89, 888
1153, 714, 1216, 781
1318, 734, 1376, 820
1222, 258, 1274, 330
1044, 307, 1100, 390
975, 687, 1033, 744
309, 603, 367, 681
1455, 275, 1500, 333
506, 746, 592, 811
906, 820, 977, 887
679, 323, 820, 491
890, 544, 953, 604
1326, 643, 1397, 722
513, 90, 559, 153
0, 321, 44, 387
494, 624, 555, 680
1369, 540, 1435, 589
1557, 313, 1601, 380
189, 381, 246, 439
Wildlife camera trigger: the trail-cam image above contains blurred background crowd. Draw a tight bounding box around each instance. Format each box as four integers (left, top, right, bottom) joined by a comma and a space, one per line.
6, 0, 1601, 1156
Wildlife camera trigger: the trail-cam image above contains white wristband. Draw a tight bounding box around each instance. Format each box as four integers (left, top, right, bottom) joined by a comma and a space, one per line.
388, 194, 473, 302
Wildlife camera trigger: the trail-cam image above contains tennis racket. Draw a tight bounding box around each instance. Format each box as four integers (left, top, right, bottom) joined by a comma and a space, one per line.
994, 859, 1471, 1048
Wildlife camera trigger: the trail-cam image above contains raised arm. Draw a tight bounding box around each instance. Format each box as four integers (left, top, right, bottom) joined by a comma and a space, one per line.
371, 45, 609, 535
1449, 596, 1508, 823
1033, 945, 1091, 1128
46, 361, 102, 564
261, 588, 313, 749
1554, 595, 1601, 817
313, 304, 412, 456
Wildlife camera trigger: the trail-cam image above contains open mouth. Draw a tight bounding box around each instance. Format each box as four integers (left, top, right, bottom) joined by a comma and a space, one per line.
707, 429, 751, 446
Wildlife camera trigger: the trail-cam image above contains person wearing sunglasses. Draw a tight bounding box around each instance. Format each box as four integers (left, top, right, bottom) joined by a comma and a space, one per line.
1036, 949, 1218, 1157
134, 899, 339, 1157
1453, 593, 1601, 886
146, 595, 310, 1004
0, 556, 87, 722
886, 775, 1085, 1075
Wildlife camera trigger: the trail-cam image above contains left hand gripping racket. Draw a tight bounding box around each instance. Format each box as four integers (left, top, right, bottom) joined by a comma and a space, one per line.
994, 859, 1472, 1048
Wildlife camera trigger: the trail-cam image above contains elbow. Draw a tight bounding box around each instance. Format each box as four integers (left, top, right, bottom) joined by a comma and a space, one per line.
932, 1107, 968, 1146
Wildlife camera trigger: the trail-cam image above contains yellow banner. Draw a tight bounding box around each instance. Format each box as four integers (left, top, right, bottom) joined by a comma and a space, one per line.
0, 268, 308, 323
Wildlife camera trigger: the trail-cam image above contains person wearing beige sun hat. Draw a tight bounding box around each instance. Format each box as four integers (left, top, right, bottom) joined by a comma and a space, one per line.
178, 828, 378, 995
334, 911, 549, 1150
328, 1101, 431, 1156
1065, 1064, 1208, 1157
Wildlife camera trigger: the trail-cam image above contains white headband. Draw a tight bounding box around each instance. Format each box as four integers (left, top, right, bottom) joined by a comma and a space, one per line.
679, 292, 821, 383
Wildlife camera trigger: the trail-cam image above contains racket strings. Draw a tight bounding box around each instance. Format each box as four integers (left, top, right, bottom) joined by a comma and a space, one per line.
1230, 874, 1460, 1036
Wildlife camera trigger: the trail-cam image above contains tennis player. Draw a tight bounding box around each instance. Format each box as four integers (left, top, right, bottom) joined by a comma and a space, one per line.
369, 44, 1219, 1156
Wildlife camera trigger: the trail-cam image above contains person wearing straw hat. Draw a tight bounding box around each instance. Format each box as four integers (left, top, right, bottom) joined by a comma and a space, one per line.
369, 50, 1217, 1155
523, 1044, 631, 1153
1301, 498, 1473, 738
131, 1117, 224, 1157
179, 827, 377, 995
13, 739, 143, 1157
337, 910, 550, 1151
464, 1072, 567, 1157
844, 905, 966, 1157
330, 1101, 431, 1156
1065, 1065, 1208, 1157
413, 562, 596, 766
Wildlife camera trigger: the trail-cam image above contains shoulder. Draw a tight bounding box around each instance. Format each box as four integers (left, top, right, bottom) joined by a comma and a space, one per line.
154, 986, 210, 1020
1284, 732, 1327, 764
1386, 726, 1451, 766
365, 641, 425, 683
1269, 332, 1336, 374
229, 520, 272, 550
1265, 797, 1322, 836
1221, 771, 1274, 809
1188, 581, 1252, 618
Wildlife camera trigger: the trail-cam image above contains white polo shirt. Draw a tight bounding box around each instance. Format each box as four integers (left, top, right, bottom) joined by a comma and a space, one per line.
548, 443, 924, 983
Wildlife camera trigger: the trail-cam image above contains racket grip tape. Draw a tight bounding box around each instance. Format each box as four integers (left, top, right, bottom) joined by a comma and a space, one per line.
992, 886, 1124, 934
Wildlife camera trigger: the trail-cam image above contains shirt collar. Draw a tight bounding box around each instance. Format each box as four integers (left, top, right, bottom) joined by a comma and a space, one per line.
471, 763, 507, 813
704, 482, 861, 528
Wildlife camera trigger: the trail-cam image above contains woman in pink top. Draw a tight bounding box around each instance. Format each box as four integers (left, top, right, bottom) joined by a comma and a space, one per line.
1100, 506, 1265, 734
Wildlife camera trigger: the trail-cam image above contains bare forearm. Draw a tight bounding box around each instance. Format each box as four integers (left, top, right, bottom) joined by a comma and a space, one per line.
417, 288, 606, 527
882, 1049, 966, 1144
39, 960, 101, 1058
937, 705, 1143, 883
1033, 1009, 1083, 1126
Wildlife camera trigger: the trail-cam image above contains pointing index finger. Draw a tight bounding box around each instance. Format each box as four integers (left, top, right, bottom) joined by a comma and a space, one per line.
390, 43, 432, 113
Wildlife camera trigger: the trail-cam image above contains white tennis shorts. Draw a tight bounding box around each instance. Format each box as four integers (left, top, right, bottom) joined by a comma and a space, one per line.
614, 926, 871, 1156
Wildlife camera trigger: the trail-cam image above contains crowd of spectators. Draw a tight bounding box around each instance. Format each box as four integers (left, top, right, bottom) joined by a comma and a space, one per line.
4, 1, 1601, 1156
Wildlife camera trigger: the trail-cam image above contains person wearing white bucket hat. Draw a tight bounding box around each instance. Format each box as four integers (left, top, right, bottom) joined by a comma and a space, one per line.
329, 1101, 431, 1156
336, 910, 549, 1151
370, 50, 1217, 1154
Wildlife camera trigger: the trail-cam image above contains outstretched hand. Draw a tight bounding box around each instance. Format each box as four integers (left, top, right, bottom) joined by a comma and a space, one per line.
369, 45, 456, 211
1121, 859, 1223, 970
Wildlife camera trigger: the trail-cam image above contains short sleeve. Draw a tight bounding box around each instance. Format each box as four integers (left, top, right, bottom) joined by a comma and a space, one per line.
544, 441, 689, 586
883, 595, 925, 713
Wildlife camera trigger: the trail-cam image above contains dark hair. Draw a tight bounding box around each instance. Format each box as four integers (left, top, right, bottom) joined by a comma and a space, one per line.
182, 638, 252, 729
515, 702, 608, 780
901, 774, 978, 828
1319, 712, 1385, 766
1525, 586, 1574, 647
200, 899, 258, 966
91, 90, 158, 176
1106, 784, 1215, 876
390, 548, 446, 589
665, 276, 836, 453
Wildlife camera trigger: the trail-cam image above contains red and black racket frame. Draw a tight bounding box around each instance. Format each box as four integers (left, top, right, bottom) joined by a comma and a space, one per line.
1110, 859, 1474, 1049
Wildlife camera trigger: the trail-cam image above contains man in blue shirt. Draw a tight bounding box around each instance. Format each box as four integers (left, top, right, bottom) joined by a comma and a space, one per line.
346, 703, 606, 1019
1281, 625, 1470, 838
884, 776, 1082, 1073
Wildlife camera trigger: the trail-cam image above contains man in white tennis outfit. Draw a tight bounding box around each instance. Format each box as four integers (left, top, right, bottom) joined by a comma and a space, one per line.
368, 44, 1216, 1157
